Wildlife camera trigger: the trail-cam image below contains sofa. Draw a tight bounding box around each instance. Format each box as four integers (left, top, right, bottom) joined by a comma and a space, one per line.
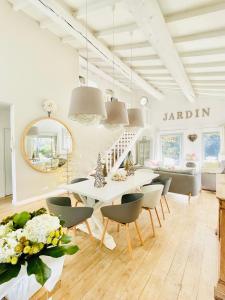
201, 161, 225, 192
154, 168, 201, 198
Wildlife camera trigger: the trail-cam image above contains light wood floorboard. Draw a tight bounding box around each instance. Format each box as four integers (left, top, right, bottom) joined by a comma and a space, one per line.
0, 191, 218, 300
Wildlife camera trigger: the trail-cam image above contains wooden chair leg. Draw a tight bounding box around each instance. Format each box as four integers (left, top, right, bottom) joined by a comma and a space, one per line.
74, 226, 77, 236
117, 223, 120, 232
164, 195, 170, 213
84, 220, 93, 240
188, 193, 192, 205
134, 221, 144, 246
155, 207, 162, 227
125, 224, 133, 259
160, 198, 165, 220
100, 218, 109, 248
148, 209, 155, 237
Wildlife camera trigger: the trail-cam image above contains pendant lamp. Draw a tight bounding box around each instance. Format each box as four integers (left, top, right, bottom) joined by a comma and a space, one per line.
103, 97, 129, 128
103, 6, 129, 129
69, 86, 106, 125
68, 0, 106, 125
126, 108, 144, 128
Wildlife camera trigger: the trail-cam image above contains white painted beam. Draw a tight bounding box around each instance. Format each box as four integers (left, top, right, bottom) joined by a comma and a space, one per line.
196, 91, 225, 97
189, 72, 225, 77
110, 42, 150, 51
181, 47, 225, 57
61, 36, 76, 44
191, 79, 225, 85
95, 23, 137, 38
185, 62, 225, 69
174, 28, 225, 43
79, 57, 130, 92
165, 1, 225, 23
122, 55, 159, 61
134, 66, 166, 71
124, 0, 196, 102
39, 18, 53, 29
26, 0, 163, 100
75, 0, 122, 18
12, 0, 28, 11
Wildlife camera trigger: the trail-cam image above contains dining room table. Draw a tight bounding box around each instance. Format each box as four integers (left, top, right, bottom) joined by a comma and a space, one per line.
63, 169, 158, 250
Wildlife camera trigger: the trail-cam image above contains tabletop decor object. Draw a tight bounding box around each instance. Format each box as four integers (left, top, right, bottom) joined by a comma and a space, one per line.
0, 208, 78, 287
125, 152, 135, 176
94, 153, 106, 188
111, 172, 127, 181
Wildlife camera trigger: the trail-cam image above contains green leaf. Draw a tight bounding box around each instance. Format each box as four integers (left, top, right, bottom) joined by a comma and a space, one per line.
13, 211, 31, 228
27, 256, 51, 286
60, 234, 72, 244
0, 263, 21, 284
42, 245, 79, 258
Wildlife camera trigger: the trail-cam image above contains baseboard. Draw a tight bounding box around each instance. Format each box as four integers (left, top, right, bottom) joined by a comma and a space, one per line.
15, 189, 66, 206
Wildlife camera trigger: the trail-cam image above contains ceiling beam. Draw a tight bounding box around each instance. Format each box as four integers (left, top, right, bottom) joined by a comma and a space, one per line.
26, 0, 163, 100
181, 47, 225, 57
39, 18, 53, 29
79, 56, 130, 92
95, 23, 137, 38
143, 74, 172, 78
191, 79, 225, 84
196, 91, 225, 97
189, 71, 225, 77
122, 55, 159, 62
124, 0, 196, 102
193, 85, 225, 91
110, 42, 150, 51
75, 0, 122, 18
165, 1, 225, 23
174, 28, 225, 43
185, 61, 225, 68
134, 65, 166, 71
12, 0, 29, 11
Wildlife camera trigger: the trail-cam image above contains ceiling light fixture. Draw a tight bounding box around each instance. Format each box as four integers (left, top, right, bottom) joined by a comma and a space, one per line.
103, 5, 128, 129
68, 0, 106, 125
126, 33, 144, 128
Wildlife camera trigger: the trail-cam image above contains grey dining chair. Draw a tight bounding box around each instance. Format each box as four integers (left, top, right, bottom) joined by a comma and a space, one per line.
46, 196, 94, 239
140, 185, 164, 237
100, 193, 144, 259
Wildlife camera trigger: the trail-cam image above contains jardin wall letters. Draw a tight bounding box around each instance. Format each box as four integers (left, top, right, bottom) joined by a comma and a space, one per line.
163, 107, 210, 121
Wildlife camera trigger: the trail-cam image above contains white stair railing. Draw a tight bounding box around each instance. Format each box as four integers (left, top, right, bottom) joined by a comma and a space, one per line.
104, 129, 143, 175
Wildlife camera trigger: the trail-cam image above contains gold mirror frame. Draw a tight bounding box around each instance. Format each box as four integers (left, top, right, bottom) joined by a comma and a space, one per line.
21, 117, 74, 173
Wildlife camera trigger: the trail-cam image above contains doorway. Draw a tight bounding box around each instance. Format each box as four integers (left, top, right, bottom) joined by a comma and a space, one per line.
0, 103, 15, 204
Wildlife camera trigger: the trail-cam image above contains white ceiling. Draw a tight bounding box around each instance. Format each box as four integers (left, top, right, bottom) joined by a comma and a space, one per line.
8, 0, 225, 101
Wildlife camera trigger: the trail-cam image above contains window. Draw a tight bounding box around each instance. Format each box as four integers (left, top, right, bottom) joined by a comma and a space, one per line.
160, 134, 183, 166
203, 132, 220, 161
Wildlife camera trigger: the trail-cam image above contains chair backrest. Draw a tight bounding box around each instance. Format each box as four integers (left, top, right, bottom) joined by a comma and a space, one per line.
46, 196, 93, 228
141, 184, 164, 208
71, 178, 88, 202
101, 193, 143, 224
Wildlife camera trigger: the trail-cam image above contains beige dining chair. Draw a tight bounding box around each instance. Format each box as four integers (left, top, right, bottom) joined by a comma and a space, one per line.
141, 184, 164, 237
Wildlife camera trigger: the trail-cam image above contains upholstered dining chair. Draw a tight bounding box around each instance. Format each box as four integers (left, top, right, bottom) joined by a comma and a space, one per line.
46, 196, 93, 239
100, 193, 144, 259
140, 185, 164, 237
71, 178, 88, 206
145, 176, 172, 220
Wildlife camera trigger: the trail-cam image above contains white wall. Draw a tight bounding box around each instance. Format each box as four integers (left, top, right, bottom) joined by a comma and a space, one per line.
0, 107, 10, 197
0, 0, 131, 202
149, 92, 225, 164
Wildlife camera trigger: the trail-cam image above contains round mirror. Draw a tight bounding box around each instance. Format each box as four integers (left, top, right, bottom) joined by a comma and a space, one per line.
22, 117, 73, 173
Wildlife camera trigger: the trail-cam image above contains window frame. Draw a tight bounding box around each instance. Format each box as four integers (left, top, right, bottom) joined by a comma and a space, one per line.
202, 130, 221, 162
159, 132, 183, 166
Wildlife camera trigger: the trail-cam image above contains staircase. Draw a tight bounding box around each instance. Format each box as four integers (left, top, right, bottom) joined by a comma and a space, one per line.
104, 129, 143, 175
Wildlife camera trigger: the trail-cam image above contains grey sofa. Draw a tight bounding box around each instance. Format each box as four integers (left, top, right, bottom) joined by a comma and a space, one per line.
154, 169, 201, 198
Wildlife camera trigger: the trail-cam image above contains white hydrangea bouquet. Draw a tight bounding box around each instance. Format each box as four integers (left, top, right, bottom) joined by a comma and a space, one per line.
0, 208, 78, 286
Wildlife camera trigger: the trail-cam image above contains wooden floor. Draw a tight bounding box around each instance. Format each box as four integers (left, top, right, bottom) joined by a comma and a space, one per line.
0, 191, 219, 300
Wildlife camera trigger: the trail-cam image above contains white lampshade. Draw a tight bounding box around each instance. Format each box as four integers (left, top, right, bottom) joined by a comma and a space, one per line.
103, 100, 129, 128
27, 126, 39, 136
68, 86, 106, 125
126, 108, 145, 128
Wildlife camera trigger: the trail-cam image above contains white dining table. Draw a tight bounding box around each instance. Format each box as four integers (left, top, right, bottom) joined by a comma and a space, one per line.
63, 169, 158, 249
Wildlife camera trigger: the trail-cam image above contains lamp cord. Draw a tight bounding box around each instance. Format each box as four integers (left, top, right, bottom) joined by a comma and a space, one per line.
86, 0, 88, 85
112, 5, 115, 98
